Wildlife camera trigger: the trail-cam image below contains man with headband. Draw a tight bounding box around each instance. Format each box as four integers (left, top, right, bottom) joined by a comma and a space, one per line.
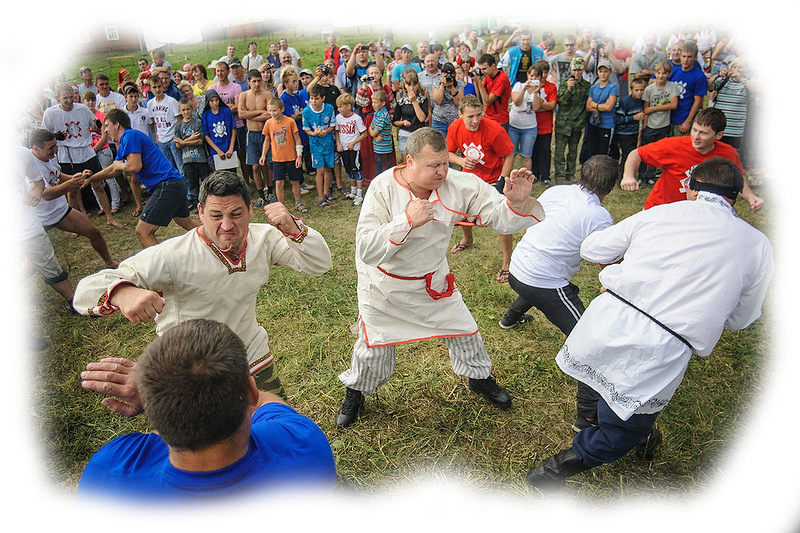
526, 156, 773, 490
619, 107, 764, 212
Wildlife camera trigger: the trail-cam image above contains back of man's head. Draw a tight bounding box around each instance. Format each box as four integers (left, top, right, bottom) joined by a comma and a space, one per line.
580, 155, 619, 197
105, 108, 131, 130
199, 170, 251, 207
29, 128, 55, 148
137, 319, 251, 451
694, 107, 727, 134
689, 157, 743, 200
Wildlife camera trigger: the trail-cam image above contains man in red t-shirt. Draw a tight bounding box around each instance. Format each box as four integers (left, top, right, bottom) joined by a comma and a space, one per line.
447, 95, 516, 282
611, 30, 633, 96
475, 54, 511, 128
620, 108, 763, 211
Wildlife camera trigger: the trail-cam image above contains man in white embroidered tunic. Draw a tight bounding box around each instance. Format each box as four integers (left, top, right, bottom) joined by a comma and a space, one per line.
526, 157, 773, 490
73, 171, 332, 397
335, 127, 545, 428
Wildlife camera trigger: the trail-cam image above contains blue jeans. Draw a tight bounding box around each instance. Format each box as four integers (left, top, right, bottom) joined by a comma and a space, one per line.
507, 125, 537, 158
572, 396, 659, 468
158, 140, 185, 177
431, 120, 452, 140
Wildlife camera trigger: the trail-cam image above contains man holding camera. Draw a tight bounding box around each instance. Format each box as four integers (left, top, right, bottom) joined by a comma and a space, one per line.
475, 54, 512, 129
553, 57, 592, 182
345, 42, 385, 97
42, 83, 124, 228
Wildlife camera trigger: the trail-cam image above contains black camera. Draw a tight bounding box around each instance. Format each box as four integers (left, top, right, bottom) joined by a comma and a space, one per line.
470, 67, 482, 78
362, 75, 374, 82
318, 64, 330, 75
55, 131, 67, 141
444, 74, 454, 84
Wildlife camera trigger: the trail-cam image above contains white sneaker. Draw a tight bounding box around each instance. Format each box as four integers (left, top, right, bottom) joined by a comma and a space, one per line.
353, 196, 363, 206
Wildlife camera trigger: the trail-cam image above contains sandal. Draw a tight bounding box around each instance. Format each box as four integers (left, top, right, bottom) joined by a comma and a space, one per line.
317, 200, 331, 209
295, 203, 309, 214
496, 268, 510, 283
450, 241, 472, 253
324, 193, 336, 202
131, 208, 143, 217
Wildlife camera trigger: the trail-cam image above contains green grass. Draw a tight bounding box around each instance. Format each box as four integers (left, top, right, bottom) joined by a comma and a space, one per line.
31, 175, 773, 499
33, 25, 775, 501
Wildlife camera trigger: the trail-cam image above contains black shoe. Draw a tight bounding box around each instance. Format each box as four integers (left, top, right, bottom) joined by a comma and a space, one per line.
526, 448, 591, 490
499, 313, 533, 330
13, 334, 48, 352
335, 387, 364, 428
634, 426, 661, 459
331, 474, 361, 514
571, 416, 598, 433
468, 376, 511, 409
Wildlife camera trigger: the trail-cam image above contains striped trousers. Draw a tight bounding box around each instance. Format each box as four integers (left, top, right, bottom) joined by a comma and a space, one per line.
338, 327, 493, 395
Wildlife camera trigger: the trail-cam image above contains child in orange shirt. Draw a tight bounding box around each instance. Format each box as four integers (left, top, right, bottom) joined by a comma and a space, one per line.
260, 97, 306, 213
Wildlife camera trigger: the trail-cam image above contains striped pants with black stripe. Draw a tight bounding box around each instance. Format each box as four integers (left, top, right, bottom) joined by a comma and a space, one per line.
338, 328, 493, 395
505, 273, 599, 419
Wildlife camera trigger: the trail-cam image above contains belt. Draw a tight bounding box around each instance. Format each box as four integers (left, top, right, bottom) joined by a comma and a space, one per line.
377, 266, 456, 300
606, 289, 694, 352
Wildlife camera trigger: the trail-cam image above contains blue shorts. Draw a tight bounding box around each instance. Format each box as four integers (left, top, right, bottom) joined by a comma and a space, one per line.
311, 148, 334, 169
246, 130, 267, 165
273, 160, 302, 182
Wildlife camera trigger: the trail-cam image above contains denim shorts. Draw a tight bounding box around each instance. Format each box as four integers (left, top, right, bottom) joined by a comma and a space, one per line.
507, 125, 537, 158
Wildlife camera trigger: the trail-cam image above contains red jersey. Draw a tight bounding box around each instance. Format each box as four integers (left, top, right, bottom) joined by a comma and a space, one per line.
613, 47, 632, 81
639, 136, 744, 209
535, 81, 557, 134
446, 117, 513, 184
482, 70, 511, 125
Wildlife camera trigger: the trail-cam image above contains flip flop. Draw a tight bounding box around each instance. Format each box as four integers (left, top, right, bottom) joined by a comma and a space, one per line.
131, 208, 143, 217
496, 268, 510, 283
450, 241, 472, 253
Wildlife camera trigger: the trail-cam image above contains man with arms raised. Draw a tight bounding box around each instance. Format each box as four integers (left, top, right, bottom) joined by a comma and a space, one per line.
334, 127, 544, 428
78, 319, 336, 500
620, 107, 763, 211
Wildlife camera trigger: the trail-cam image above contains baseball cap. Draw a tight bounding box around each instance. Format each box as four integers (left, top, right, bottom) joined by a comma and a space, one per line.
597, 59, 612, 70
401, 44, 413, 51
569, 56, 586, 70
340, 44, 351, 51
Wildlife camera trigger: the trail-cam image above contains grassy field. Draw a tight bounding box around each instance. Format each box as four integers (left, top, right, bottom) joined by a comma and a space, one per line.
31, 23, 775, 501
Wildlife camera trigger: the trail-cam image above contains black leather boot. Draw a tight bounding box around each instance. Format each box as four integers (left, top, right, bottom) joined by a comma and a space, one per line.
335, 387, 364, 428
526, 448, 591, 490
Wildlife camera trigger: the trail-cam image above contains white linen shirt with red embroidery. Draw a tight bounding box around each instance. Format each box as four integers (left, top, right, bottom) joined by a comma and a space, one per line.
73, 223, 331, 373
355, 165, 544, 347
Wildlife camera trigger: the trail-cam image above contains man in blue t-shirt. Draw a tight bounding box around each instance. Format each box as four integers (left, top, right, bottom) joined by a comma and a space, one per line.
668, 40, 707, 136
77, 318, 336, 501
90, 108, 199, 247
